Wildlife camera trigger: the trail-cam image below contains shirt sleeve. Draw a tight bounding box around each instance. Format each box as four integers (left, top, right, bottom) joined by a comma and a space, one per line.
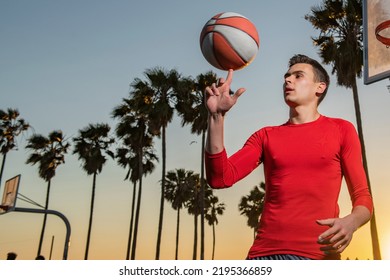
205, 130, 263, 189
340, 121, 373, 214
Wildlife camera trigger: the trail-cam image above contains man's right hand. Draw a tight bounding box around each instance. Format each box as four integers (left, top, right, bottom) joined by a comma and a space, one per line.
204, 69, 246, 116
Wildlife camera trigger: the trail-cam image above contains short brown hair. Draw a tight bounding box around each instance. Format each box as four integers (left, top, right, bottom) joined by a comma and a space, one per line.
288, 54, 330, 104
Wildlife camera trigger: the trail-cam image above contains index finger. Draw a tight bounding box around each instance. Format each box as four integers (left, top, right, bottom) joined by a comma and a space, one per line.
225, 69, 234, 85
318, 227, 337, 244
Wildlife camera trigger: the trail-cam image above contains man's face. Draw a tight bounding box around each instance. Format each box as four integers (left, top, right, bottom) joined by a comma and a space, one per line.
283, 63, 324, 108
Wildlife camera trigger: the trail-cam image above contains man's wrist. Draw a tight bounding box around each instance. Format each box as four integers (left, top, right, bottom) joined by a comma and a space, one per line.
209, 112, 225, 120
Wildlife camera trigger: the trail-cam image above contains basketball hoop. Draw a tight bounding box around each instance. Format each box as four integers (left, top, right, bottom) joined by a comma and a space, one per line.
0, 175, 20, 214
375, 20, 390, 48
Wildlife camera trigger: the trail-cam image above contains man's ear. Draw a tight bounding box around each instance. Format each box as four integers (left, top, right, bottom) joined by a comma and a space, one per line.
317, 82, 327, 94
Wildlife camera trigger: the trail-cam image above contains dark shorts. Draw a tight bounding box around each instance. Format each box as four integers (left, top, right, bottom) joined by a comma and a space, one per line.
246, 254, 312, 260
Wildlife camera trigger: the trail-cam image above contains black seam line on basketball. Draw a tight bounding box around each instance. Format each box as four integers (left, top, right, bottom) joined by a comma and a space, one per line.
209, 24, 259, 48
211, 30, 247, 67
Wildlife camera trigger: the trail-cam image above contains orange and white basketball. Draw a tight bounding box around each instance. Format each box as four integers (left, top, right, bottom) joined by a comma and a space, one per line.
200, 12, 260, 71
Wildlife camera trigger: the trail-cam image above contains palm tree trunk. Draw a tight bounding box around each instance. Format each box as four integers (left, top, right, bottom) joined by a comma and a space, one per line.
126, 181, 137, 260
37, 179, 51, 256
200, 131, 206, 260
193, 213, 198, 260
212, 223, 216, 260
156, 125, 166, 260
85, 172, 97, 260
131, 178, 143, 259
131, 144, 144, 260
0, 153, 7, 188
175, 208, 180, 260
352, 80, 381, 260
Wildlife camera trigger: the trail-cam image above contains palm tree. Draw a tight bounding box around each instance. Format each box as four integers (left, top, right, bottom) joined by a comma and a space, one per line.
175, 71, 218, 259
205, 194, 225, 260
25, 130, 69, 256
164, 168, 194, 260
186, 173, 201, 260
125, 135, 157, 260
73, 123, 115, 260
130, 67, 181, 259
305, 0, 381, 260
116, 144, 138, 260
0, 108, 30, 188
186, 176, 213, 259
238, 182, 265, 239
112, 96, 158, 260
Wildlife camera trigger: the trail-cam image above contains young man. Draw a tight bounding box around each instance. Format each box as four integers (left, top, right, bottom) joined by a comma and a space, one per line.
204, 54, 373, 260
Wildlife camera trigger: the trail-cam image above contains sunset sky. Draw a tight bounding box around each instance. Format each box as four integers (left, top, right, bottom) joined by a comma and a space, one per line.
1, 0, 390, 260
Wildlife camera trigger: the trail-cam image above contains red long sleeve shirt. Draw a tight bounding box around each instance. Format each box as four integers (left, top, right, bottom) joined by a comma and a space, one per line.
205, 115, 373, 260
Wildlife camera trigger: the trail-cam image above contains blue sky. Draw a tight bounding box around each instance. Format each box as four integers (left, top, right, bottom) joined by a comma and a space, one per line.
1, 0, 390, 260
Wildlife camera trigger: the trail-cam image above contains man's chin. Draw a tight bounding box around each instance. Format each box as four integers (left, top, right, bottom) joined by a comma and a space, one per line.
284, 98, 297, 107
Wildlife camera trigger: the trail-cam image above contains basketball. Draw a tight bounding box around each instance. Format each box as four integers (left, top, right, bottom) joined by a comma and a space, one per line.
199, 12, 260, 71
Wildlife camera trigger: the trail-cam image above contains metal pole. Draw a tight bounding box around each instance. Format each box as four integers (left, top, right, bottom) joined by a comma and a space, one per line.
14, 207, 71, 260
49, 235, 55, 260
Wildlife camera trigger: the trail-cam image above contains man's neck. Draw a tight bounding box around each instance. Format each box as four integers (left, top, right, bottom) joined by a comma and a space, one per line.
289, 106, 320, 124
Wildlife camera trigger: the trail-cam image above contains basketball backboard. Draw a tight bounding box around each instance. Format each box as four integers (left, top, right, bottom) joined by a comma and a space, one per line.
363, 0, 390, 84
0, 174, 21, 214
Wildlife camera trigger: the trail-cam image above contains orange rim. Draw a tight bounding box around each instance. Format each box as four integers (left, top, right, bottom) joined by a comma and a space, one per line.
375, 20, 390, 47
